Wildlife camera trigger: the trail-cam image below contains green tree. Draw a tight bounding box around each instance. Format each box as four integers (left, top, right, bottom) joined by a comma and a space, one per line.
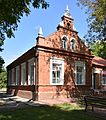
0, 0, 49, 41
90, 40, 106, 59
77, 0, 106, 42
0, 67, 7, 88
0, 39, 5, 73
0, 0, 49, 69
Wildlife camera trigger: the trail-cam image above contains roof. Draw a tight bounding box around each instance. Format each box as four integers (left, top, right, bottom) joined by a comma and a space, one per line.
92, 56, 106, 67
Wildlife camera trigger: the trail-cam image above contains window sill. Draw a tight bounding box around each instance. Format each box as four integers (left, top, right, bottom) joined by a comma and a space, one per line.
102, 84, 106, 86
50, 83, 64, 85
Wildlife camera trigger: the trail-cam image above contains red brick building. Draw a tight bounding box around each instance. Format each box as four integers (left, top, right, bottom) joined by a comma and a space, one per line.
7, 6, 106, 100
92, 56, 106, 93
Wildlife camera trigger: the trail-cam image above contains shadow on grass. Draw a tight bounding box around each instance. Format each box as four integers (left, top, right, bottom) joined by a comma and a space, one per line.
0, 104, 100, 120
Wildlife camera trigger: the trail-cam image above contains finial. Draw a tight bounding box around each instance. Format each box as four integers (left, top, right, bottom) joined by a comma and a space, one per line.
38, 27, 43, 37
65, 5, 69, 12
64, 5, 72, 18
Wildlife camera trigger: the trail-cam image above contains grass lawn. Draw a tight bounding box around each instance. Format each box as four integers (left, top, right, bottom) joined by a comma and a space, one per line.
0, 103, 100, 120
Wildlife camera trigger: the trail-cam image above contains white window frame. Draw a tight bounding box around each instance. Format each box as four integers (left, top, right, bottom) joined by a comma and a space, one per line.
70, 37, 76, 51
16, 66, 20, 85
75, 61, 86, 85
21, 62, 26, 85
102, 75, 106, 85
50, 57, 64, 85
61, 35, 68, 49
28, 58, 35, 85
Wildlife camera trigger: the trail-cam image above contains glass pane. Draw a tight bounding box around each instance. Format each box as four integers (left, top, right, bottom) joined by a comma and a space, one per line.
52, 71, 56, 79
52, 63, 62, 84
52, 71, 56, 83
30, 65, 34, 85
103, 77, 106, 84
52, 79, 56, 83
62, 39, 67, 49
57, 71, 60, 78
77, 66, 83, 72
53, 63, 56, 70
63, 37, 67, 41
77, 73, 82, 84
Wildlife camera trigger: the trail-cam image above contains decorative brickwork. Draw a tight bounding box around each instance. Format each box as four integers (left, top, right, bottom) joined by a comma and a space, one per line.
7, 6, 106, 101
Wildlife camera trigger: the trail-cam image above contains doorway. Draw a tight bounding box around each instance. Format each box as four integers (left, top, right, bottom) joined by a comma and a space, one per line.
92, 73, 97, 89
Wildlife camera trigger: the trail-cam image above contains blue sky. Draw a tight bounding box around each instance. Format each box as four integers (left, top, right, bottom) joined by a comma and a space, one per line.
1, 0, 88, 67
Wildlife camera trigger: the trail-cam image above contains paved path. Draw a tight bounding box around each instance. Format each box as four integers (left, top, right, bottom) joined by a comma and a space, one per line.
0, 89, 106, 120
0, 89, 46, 111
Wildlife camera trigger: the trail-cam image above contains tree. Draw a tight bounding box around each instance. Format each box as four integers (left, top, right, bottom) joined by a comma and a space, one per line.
0, 39, 4, 73
0, 0, 49, 69
0, 0, 49, 41
0, 67, 7, 88
90, 40, 106, 59
77, 0, 106, 42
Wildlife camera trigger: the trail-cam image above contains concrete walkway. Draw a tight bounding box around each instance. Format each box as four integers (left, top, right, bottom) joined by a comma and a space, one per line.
0, 89, 106, 120
0, 88, 76, 107
0, 89, 47, 110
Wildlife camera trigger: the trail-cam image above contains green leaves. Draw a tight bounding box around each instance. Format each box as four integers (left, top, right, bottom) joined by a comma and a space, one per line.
32, 0, 49, 9
0, 67, 7, 88
77, 0, 106, 42
91, 40, 106, 59
0, 0, 49, 71
0, 0, 49, 41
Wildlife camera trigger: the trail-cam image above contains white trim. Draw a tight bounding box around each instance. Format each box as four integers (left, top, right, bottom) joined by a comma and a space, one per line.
70, 37, 76, 51
75, 61, 86, 85
61, 35, 69, 41
93, 68, 102, 74
50, 57, 64, 61
21, 62, 26, 85
50, 58, 64, 85
16, 66, 20, 85
28, 57, 35, 85
61, 35, 68, 49
102, 75, 106, 85
70, 37, 76, 41
92, 69, 94, 89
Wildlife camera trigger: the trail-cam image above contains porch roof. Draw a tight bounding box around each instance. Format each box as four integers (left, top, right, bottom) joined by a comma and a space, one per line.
92, 56, 106, 67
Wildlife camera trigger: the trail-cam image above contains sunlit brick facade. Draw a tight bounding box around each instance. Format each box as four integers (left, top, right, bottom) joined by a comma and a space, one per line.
7, 6, 106, 101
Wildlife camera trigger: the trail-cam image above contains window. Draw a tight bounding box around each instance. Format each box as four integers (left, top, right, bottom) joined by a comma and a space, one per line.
11, 68, 15, 85
28, 58, 35, 85
8, 70, 12, 85
102, 75, 106, 85
50, 58, 64, 85
16, 66, 20, 85
61, 36, 68, 49
70, 38, 76, 51
21, 62, 26, 85
75, 61, 86, 85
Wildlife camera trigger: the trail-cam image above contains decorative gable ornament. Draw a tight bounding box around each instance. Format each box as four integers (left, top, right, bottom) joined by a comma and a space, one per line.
38, 27, 43, 37
59, 21, 64, 27
64, 5, 72, 18
73, 24, 76, 31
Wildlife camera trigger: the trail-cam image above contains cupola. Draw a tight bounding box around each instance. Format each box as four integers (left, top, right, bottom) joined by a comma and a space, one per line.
57, 5, 77, 32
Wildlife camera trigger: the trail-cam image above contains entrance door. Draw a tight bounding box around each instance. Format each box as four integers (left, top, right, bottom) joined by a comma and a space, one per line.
93, 73, 97, 89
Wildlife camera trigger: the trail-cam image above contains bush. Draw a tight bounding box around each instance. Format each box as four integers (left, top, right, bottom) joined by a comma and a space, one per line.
0, 68, 7, 89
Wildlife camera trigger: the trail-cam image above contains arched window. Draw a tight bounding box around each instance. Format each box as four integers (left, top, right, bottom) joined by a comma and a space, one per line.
70, 38, 76, 51
61, 35, 68, 49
